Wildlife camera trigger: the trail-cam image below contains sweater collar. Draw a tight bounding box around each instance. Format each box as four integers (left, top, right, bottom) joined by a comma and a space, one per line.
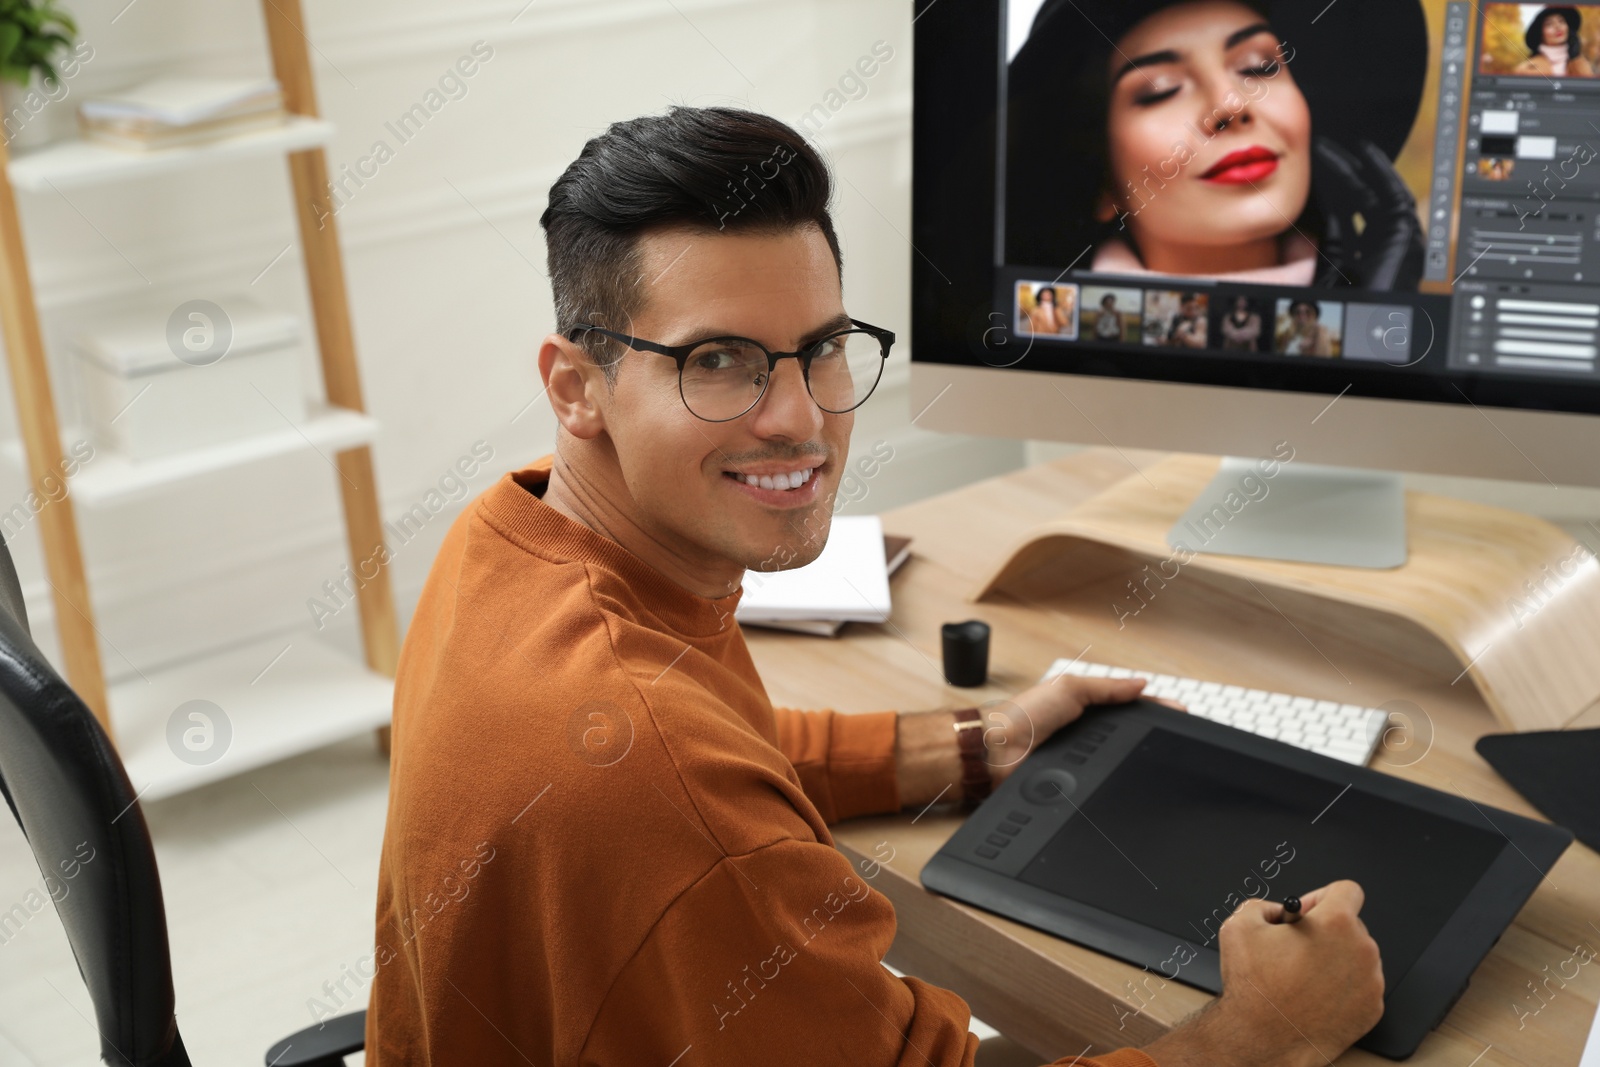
476, 453, 745, 637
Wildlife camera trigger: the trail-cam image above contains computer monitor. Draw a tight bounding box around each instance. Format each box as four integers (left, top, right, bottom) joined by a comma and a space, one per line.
911, 0, 1600, 566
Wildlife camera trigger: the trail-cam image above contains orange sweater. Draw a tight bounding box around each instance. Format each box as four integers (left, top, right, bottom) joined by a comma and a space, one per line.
365, 454, 1158, 1067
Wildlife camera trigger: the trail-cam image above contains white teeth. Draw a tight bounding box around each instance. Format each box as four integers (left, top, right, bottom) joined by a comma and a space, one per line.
735, 467, 814, 490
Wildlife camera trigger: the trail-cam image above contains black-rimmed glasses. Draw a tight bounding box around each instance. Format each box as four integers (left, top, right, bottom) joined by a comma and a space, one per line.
565, 318, 895, 423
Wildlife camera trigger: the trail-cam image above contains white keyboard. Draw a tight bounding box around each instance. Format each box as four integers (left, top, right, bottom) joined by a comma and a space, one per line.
1042, 658, 1388, 766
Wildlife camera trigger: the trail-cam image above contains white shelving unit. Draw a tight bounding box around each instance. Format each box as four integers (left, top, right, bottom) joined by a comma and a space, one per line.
0, 0, 400, 800
7, 115, 334, 192
2, 404, 378, 506
117, 633, 394, 802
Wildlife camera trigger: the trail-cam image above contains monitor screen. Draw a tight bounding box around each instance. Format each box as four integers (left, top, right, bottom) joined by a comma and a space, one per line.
1015, 728, 1507, 991
913, 0, 1600, 416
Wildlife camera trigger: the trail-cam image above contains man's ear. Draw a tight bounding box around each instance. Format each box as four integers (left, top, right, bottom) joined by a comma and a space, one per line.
539, 333, 608, 440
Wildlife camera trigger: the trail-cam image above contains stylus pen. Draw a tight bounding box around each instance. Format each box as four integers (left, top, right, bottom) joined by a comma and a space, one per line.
1275, 896, 1303, 925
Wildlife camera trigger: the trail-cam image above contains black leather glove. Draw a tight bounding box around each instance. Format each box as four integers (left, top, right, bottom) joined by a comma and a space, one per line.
1310, 135, 1426, 291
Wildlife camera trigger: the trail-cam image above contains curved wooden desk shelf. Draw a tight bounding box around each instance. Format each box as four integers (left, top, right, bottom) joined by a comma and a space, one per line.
972, 455, 1600, 733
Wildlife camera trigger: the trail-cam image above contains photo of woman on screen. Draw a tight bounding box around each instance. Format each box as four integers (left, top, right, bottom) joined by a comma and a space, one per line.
1024, 284, 1072, 334
1006, 0, 1430, 292
1219, 295, 1265, 351
1513, 6, 1595, 75
1480, 4, 1600, 75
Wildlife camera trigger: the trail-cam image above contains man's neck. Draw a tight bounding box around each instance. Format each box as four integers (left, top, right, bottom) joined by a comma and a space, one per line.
541, 445, 745, 601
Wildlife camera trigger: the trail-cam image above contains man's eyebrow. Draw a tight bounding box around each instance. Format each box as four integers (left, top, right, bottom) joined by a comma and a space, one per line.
671, 312, 854, 348
799, 312, 855, 344
1111, 23, 1277, 88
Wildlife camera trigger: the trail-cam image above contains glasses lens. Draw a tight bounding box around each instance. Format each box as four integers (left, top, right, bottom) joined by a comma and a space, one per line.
680, 339, 770, 421
806, 330, 885, 413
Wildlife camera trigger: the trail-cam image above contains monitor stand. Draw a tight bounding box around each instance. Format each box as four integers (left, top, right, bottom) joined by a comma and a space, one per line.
1167, 458, 1407, 569
971, 453, 1600, 733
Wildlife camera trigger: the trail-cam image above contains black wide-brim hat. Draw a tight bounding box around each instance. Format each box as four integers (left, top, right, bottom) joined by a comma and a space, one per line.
1010, 0, 1429, 164
1525, 6, 1583, 55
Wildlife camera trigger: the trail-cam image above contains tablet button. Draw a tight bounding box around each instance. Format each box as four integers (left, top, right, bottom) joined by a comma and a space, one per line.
1021, 767, 1079, 804
1008, 811, 1032, 824
1064, 753, 1087, 765
995, 822, 1021, 836
976, 845, 1001, 859
986, 833, 1010, 847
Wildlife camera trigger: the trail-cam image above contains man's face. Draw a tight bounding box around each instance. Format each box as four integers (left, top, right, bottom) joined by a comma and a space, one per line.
594, 223, 853, 578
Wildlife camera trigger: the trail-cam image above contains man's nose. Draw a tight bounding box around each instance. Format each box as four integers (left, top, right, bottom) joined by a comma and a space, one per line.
750, 357, 824, 435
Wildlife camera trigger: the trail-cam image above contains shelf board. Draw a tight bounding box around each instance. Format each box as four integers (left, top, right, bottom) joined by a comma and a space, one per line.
1, 403, 378, 507
7, 115, 335, 192
114, 632, 393, 803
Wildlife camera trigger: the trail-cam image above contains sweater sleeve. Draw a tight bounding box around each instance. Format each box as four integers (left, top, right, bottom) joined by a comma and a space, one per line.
579, 837, 1158, 1067
772, 706, 900, 823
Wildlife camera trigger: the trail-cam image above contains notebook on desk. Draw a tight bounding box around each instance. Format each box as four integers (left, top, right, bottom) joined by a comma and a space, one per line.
737, 517, 911, 636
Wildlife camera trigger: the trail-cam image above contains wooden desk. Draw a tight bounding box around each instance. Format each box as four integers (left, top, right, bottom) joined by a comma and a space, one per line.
744, 449, 1600, 1066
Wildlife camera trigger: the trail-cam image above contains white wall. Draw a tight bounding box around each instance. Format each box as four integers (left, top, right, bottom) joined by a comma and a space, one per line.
0, 0, 1024, 679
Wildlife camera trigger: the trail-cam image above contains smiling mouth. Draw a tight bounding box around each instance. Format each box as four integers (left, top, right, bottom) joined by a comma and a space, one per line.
721, 465, 820, 492
1201, 146, 1280, 184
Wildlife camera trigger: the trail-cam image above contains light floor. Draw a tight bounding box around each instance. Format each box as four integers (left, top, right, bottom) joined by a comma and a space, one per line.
0, 735, 1020, 1066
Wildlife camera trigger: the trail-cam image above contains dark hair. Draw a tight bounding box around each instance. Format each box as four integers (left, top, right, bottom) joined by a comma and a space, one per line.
1037, 286, 1056, 304
540, 106, 842, 384
1101, 292, 1117, 307
1527, 7, 1584, 59
1289, 299, 1320, 318
1180, 292, 1203, 306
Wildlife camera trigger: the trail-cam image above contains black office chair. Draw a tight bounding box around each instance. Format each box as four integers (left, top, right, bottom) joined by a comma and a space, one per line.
0, 534, 367, 1066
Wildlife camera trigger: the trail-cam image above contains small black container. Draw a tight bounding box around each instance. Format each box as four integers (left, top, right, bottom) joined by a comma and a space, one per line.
941, 620, 990, 687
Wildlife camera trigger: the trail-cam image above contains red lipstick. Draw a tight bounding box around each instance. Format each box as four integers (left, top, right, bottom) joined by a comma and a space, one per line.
1201, 145, 1280, 184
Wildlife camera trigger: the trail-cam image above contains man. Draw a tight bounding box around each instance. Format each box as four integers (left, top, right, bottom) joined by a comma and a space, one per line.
365, 106, 1384, 1066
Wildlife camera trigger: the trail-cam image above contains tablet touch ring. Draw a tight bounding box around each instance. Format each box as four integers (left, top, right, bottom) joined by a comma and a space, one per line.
1021, 767, 1078, 805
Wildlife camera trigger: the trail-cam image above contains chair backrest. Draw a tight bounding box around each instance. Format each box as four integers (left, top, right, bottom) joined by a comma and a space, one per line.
0, 535, 189, 1066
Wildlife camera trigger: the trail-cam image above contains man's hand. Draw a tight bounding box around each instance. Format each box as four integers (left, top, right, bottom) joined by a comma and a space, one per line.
1145, 880, 1385, 1067
986, 675, 1149, 785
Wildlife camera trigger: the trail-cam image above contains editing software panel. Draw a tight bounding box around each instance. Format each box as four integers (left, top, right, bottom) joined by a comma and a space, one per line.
999, 1, 1600, 381
1453, 3, 1600, 375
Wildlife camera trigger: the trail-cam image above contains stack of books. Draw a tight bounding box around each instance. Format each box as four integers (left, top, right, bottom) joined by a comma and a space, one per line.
77, 76, 286, 151
736, 514, 913, 637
